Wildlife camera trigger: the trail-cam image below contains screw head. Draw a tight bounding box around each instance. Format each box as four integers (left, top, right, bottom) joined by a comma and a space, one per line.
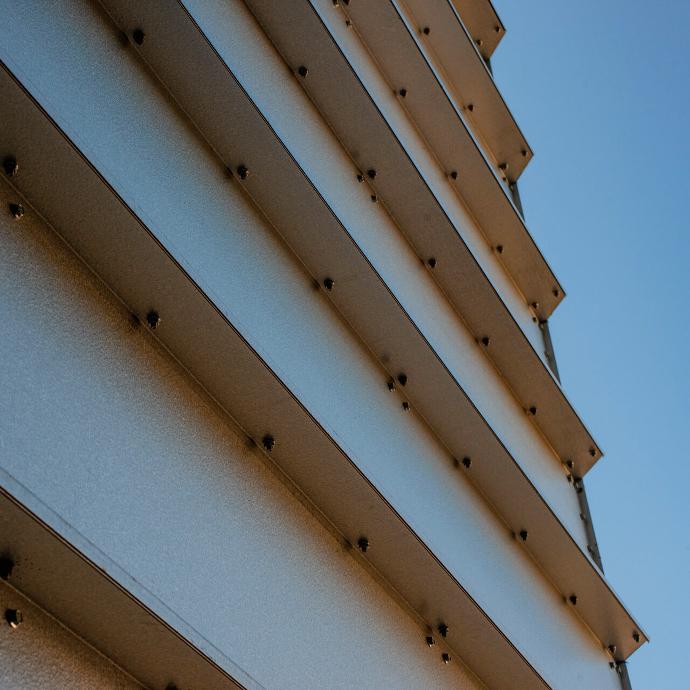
0, 557, 14, 580
145, 310, 161, 330
3, 156, 18, 177
132, 28, 145, 45
370, 195, 377, 203
396, 373, 407, 387
236, 165, 249, 180
441, 652, 451, 664
462, 456, 472, 469
386, 379, 396, 391
569, 594, 578, 606
495, 244, 504, 254
297, 65, 308, 77
437, 623, 448, 637
480, 336, 490, 347
401, 401, 410, 412
323, 277, 335, 291
589, 447, 597, 457
519, 529, 528, 541
553, 288, 560, 297
425, 635, 434, 647
528, 406, 537, 415
398, 88, 407, 98
367, 169, 376, 179
449, 170, 458, 180
632, 630, 640, 643
262, 434, 275, 452
5, 609, 22, 629
357, 536, 369, 553
498, 162, 508, 171
427, 257, 437, 268
422, 26, 430, 35
9, 202, 24, 219
467, 103, 474, 112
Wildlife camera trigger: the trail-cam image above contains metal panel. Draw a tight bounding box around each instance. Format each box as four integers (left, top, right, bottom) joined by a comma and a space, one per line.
0, 473, 253, 690
448, 0, 504, 59
392, 0, 533, 179
243, 0, 602, 473
90, 0, 645, 665
0, 62, 552, 690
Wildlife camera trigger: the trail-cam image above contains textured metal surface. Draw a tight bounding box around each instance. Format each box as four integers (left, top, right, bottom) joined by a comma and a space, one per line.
0, 62, 551, 690
93, 0, 645, 664
373, 0, 532, 180
0, 477, 251, 690
448, 0, 504, 58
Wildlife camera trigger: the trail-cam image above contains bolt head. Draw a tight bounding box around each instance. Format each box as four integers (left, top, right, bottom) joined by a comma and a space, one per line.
437, 623, 448, 637
5, 609, 22, 629
425, 635, 434, 647
9, 203, 24, 220
145, 310, 161, 330
396, 373, 407, 387
569, 594, 578, 606
462, 457, 472, 469
519, 529, 528, 541
427, 257, 437, 268
529, 406, 537, 415
481, 336, 490, 347
367, 169, 376, 179
236, 165, 249, 180
386, 379, 396, 391
357, 536, 369, 553
3, 156, 18, 177
449, 170, 458, 180
297, 65, 308, 77
422, 26, 430, 35
262, 434, 275, 452
398, 88, 407, 98
632, 630, 640, 643
441, 652, 451, 664
323, 277, 335, 291
132, 28, 145, 45
467, 103, 474, 112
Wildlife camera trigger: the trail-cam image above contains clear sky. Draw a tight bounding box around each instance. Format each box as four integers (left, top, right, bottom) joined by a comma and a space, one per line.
490, 1, 689, 687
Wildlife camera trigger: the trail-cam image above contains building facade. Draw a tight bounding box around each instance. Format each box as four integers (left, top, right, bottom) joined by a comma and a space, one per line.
0, 1, 645, 688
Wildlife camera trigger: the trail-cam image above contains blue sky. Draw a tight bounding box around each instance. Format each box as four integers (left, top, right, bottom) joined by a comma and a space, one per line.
491, 1, 690, 687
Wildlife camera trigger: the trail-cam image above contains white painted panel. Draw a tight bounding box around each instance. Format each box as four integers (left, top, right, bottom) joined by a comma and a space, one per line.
0, 581, 143, 690
175, 0, 588, 545
1, 123, 619, 690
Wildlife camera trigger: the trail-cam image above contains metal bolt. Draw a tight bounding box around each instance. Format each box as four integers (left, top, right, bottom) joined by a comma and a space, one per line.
370, 195, 377, 202
449, 170, 458, 180
528, 406, 537, 415
0, 557, 13, 580
356, 173, 364, 183
323, 277, 335, 291
146, 310, 161, 330
553, 288, 560, 297
5, 609, 22, 629
499, 162, 508, 171
632, 630, 640, 643
519, 529, 528, 541
467, 103, 474, 112
398, 88, 407, 98
496, 244, 504, 254
521, 149, 528, 157
495, 25, 501, 33
589, 447, 596, 457
132, 28, 145, 45
236, 165, 249, 180
402, 401, 410, 412
397, 373, 407, 387
422, 26, 430, 35
441, 653, 451, 664
425, 635, 434, 647
437, 623, 448, 638
357, 536, 369, 553
262, 434, 275, 452
387, 379, 396, 392
462, 456, 472, 469
481, 336, 490, 346
9, 203, 24, 219
298, 65, 308, 77
427, 257, 437, 268
367, 169, 376, 179
569, 594, 578, 606
3, 156, 18, 177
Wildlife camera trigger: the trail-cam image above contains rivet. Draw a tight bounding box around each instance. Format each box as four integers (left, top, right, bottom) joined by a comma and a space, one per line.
398, 88, 407, 98
425, 635, 435, 647
462, 456, 472, 469
441, 653, 451, 664
345, 19, 351, 27
496, 244, 504, 253
323, 277, 335, 291
262, 434, 275, 452
437, 623, 448, 638
0, 557, 13, 580
356, 173, 364, 183
422, 26, 430, 35
494, 25, 501, 33
632, 630, 640, 643
480, 336, 490, 346
357, 536, 369, 553
521, 149, 528, 157
145, 310, 161, 330
132, 28, 145, 45
519, 529, 528, 541
297, 65, 308, 77
427, 257, 436, 268
3, 156, 18, 177
397, 373, 407, 386
499, 162, 508, 171
467, 103, 474, 112
4, 609, 22, 629
569, 594, 578, 606
553, 288, 560, 297
9, 203, 24, 219
236, 165, 249, 180
608, 645, 617, 655
449, 170, 458, 180
387, 379, 396, 391
402, 401, 410, 412
528, 406, 537, 415
589, 447, 596, 457
370, 195, 377, 202
367, 169, 376, 179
